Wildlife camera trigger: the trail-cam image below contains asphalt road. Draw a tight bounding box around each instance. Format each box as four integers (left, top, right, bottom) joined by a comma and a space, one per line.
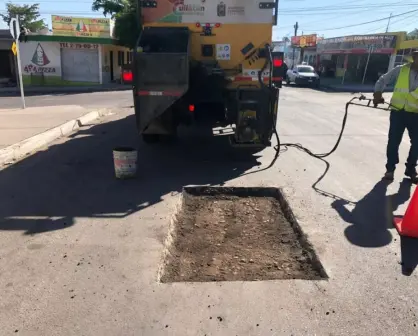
0, 90, 134, 109
0, 87, 416, 335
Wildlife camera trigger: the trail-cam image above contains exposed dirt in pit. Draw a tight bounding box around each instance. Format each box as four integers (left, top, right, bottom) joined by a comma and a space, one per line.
161, 192, 325, 282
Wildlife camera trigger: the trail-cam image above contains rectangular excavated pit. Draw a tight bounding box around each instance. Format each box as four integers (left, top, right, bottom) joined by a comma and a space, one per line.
160, 187, 327, 282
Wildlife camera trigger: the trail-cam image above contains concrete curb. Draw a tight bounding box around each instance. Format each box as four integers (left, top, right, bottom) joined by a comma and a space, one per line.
0, 108, 112, 167
0, 85, 131, 96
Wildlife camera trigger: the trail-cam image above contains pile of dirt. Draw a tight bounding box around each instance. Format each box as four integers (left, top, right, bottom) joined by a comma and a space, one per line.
161, 189, 325, 282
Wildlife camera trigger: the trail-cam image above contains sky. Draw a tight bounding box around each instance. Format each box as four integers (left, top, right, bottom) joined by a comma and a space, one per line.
0, 0, 417, 39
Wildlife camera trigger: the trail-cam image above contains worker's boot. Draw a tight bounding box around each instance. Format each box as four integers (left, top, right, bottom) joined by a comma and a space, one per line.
383, 170, 394, 181
405, 168, 418, 184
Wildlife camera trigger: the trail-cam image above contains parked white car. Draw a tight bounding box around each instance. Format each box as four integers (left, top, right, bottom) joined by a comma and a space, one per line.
286, 65, 320, 87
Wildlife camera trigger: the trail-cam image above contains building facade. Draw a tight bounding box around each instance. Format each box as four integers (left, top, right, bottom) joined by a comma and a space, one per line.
18, 15, 131, 87
394, 38, 418, 68
0, 29, 15, 87
316, 32, 405, 83
287, 34, 318, 69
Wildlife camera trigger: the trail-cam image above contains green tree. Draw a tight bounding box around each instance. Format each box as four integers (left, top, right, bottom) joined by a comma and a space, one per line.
0, 3, 46, 32
92, 0, 140, 49
407, 29, 418, 41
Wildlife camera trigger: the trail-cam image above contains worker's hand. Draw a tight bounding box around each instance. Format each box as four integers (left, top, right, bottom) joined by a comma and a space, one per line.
373, 92, 384, 106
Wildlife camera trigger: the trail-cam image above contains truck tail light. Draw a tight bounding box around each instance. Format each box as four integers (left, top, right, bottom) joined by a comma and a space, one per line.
189, 104, 195, 112
273, 58, 283, 67
122, 71, 133, 82
271, 52, 285, 88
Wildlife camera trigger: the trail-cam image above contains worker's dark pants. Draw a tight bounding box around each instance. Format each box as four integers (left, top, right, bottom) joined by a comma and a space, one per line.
386, 110, 418, 173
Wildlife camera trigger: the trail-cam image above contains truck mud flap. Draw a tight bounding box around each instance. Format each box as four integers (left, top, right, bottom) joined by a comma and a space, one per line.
133, 27, 190, 133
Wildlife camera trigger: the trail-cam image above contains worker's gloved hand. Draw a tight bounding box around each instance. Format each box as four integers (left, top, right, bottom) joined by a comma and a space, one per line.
373, 92, 384, 106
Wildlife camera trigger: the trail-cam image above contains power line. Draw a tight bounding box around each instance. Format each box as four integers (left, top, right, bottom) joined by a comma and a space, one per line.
14, 7, 413, 18
277, 2, 418, 13
4, 0, 418, 10
312, 8, 418, 32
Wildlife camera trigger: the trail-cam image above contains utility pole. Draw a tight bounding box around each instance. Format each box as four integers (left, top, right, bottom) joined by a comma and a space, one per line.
362, 44, 375, 84
292, 21, 298, 69
136, 0, 142, 30
385, 13, 392, 33
9, 15, 25, 109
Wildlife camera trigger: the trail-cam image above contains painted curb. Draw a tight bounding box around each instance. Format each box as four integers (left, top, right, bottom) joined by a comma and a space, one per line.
0, 86, 131, 96
0, 108, 112, 167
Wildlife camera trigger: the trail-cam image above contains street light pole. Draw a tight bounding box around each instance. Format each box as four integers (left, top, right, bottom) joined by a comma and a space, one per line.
362, 44, 375, 84
386, 13, 392, 33
292, 22, 298, 69
9, 15, 25, 109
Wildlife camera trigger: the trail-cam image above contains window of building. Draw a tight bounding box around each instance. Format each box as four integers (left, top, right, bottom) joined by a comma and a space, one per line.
336, 55, 345, 68
127, 51, 133, 64
117, 50, 124, 66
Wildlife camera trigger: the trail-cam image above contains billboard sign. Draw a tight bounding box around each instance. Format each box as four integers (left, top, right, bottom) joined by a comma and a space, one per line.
291, 34, 317, 48
317, 34, 397, 54
52, 15, 113, 38
142, 0, 274, 24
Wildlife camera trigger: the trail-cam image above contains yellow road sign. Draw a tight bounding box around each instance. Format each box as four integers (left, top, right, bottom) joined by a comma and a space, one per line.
11, 42, 17, 56
299, 36, 307, 48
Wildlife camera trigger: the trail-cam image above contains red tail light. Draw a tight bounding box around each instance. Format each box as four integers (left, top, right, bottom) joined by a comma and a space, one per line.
122, 71, 133, 82
196, 23, 201, 28
273, 58, 283, 67
215, 23, 221, 28
189, 104, 195, 112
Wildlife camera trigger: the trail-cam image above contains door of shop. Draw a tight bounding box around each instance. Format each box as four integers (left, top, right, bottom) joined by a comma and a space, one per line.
61, 48, 100, 83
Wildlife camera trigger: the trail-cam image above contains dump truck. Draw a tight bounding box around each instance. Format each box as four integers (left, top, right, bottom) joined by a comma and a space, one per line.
133, 0, 284, 148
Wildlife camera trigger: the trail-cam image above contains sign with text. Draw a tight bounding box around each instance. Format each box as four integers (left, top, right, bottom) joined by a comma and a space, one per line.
216, 44, 231, 60
291, 34, 317, 48
59, 42, 99, 50
52, 15, 112, 38
317, 34, 397, 54
141, 0, 274, 24
19, 42, 61, 75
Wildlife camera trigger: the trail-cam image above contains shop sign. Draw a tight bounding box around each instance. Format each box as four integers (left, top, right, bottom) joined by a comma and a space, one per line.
173, 3, 205, 16
59, 42, 99, 50
226, 5, 245, 16
317, 34, 397, 54
142, 0, 271, 24
291, 34, 317, 48
22, 43, 58, 74
52, 15, 112, 38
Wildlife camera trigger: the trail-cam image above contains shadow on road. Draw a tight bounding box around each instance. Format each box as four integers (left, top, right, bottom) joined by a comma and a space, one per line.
389, 181, 418, 276
313, 158, 418, 275
400, 236, 418, 276
0, 112, 260, 235
331, 179, 413, 249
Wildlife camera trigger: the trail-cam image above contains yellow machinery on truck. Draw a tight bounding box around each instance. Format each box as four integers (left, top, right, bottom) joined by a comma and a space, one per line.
133, 0, 284, 148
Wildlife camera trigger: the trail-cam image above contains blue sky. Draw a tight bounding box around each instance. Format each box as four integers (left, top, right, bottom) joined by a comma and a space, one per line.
0, 0, 417, 39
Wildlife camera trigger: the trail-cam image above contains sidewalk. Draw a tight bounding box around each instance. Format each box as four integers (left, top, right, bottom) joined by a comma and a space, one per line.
0, 105, 111, 165
320, 78, 393, 93
0, 83, 131, 95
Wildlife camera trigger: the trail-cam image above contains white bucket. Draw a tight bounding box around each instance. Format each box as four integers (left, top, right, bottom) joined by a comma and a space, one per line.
113, 147, 138, 179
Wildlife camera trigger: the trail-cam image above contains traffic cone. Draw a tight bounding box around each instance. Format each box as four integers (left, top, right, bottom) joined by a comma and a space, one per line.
394, 187, 418, 238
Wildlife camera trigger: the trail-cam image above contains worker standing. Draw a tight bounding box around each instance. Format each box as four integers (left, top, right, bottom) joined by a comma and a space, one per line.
374, 51, 418, 183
